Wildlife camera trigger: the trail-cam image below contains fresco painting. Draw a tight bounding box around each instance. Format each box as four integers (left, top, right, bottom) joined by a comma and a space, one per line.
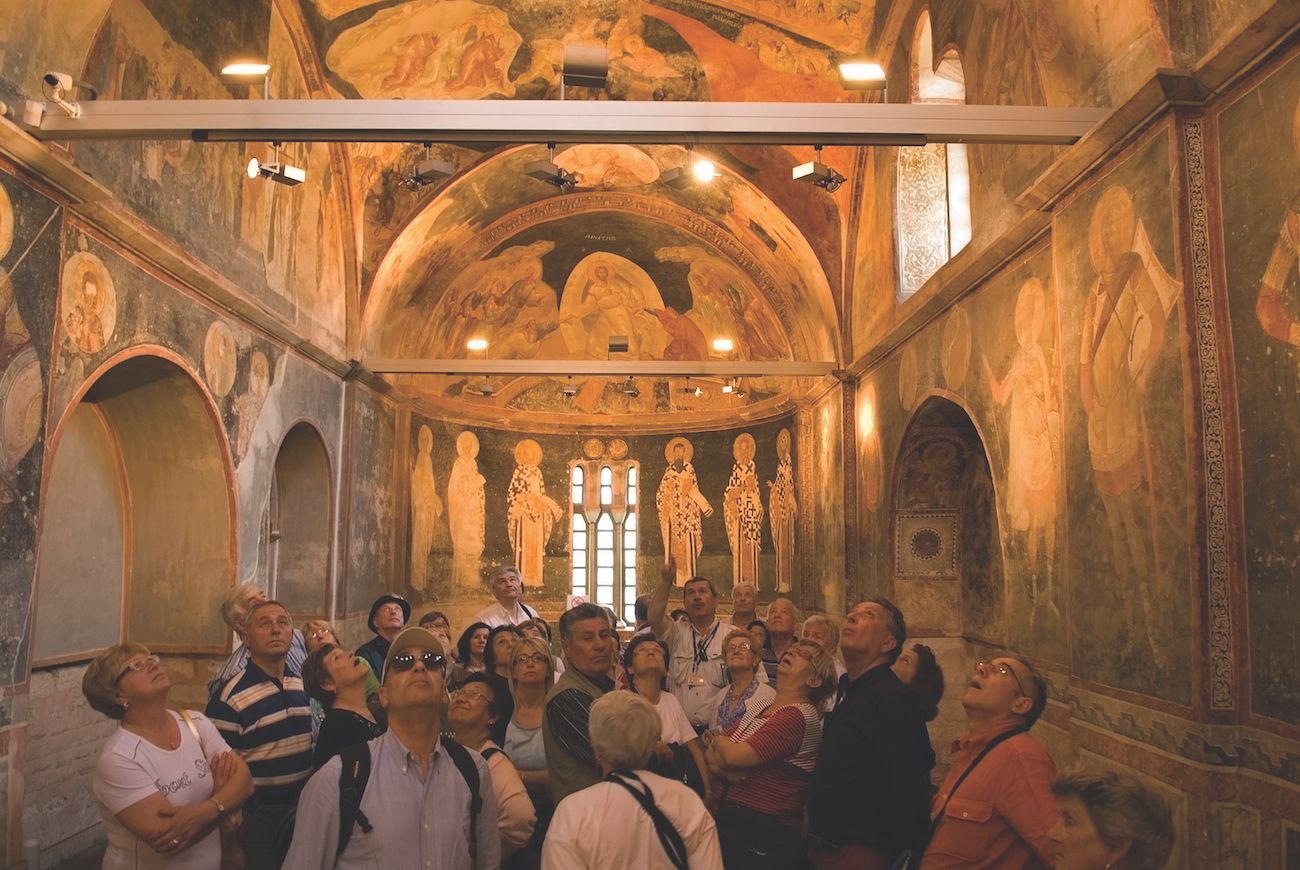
76, 0, 347, 353
767, 428, 797, 593
657, 436, 713, 586
1053, 130, 1191, 703
1217, 55, 1300, 723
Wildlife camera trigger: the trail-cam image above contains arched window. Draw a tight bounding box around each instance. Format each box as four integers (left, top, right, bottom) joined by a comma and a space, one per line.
570, 458, 640, 624
896, 11, 971, 299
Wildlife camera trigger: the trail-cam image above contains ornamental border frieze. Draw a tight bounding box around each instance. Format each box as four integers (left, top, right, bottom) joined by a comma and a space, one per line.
1182, 117, 1234, 710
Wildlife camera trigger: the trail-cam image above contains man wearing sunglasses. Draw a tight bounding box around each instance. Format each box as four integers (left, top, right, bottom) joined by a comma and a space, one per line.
286, 625, 500, 869
919, 655, 1060, 869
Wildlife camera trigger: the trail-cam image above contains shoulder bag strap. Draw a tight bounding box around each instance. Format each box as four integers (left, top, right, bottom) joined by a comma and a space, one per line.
606, 771, 690, 870
444, 739, 482, 867
179, 710, 204, 747
336, 743, 373, 857
917, 727, 1028, 857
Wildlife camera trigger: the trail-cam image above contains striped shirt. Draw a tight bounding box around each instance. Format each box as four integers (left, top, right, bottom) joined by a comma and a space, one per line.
205, 660, 314, 805
207, 628, 307, 698
721, 702, 822, 830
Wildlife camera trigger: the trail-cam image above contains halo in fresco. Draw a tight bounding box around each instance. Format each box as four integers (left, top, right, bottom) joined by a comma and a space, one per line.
664, 435, 694, 464
941, 304, 972, 390
0, 346, 42, 476
203, 321, 238, 398
514, 437, 542, 465
60, 251, 116, 355
0, 183, 13, 260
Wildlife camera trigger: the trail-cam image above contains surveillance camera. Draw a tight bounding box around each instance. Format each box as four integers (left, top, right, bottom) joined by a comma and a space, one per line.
43, 71, 73, 91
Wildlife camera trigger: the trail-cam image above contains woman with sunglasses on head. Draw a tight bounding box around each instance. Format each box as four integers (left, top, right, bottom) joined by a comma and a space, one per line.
448, 673, 537, 863
83, 644, 253, 869
706, 639, 837, 870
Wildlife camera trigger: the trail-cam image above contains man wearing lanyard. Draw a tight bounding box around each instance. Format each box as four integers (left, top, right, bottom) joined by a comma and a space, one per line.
649, 558, 767, 732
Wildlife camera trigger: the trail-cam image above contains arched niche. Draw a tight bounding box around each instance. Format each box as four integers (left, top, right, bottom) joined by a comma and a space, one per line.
266, 421, 332, 620
889, 396, 1005, 644
32, 353, 233, 659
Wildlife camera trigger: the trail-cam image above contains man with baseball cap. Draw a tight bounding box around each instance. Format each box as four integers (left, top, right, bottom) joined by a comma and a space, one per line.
356, 594, 411, 677
286, 625, 500, 869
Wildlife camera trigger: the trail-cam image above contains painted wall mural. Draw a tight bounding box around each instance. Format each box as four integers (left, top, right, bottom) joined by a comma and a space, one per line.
1217, 53, 1300, 723
73, 0, 348, 354
1054, 130, 1190, 703
812, 387, 845, 614
402, 414, 795, 604
0, 168, 59, 685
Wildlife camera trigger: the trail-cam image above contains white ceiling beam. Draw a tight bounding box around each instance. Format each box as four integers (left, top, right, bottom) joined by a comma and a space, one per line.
366, 359, 836, 377
28, 99, 1107, 145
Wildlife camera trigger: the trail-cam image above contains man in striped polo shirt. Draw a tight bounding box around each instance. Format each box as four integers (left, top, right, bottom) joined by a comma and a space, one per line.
207, 599, 314, 870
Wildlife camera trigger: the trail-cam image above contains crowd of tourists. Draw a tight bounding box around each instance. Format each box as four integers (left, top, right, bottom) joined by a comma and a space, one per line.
82, 561, 1174, 869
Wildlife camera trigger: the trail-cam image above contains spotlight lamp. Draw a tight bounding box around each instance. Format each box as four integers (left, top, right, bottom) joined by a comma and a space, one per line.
562, 376, 578, 398
711, 337, 735, 354
404, 142, 454, 190
221, 60, 271, 77
838, 58, 887, 91
524, 142, 578, 193
619, 376, 640, 398
792, 145, 846, 192
663, 146, 718, 190
246, 142, 306, 186
466, 337, 489, 352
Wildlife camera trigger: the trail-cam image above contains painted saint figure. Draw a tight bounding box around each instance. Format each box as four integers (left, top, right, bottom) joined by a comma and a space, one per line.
409, 425, 443, 594
448, 430, 487, 589
1078, 185, 1179, 665
724, 433, 764, 590
656, 437, 713, 586
767, 428, 797, 593
506, 439, 561, 589
982, 278, 1061, 623
1255, 97, 1300, 348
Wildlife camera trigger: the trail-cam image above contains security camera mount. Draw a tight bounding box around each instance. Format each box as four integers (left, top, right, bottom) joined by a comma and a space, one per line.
41, 71, 98, 119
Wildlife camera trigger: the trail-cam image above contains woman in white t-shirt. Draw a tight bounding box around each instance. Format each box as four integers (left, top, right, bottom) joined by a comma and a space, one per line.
622, 634, 709, 798
82, 644, 253, 869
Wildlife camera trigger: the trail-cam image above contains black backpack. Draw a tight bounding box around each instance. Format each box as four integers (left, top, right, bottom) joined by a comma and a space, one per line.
336, 739, 485, 861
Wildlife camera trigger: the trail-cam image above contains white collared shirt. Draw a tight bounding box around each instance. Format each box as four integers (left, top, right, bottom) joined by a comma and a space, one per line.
474, 600, 537, 628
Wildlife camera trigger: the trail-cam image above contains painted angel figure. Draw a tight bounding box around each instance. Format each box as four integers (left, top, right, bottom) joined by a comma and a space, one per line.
506, 439, 561, 590
656, 437, 713, 585
724, 433, 764, 589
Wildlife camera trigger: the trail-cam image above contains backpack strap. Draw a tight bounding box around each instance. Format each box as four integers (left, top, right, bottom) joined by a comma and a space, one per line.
443, 739, 482, 867
606, 771, 690, 870
336, 743, 373, 857
480, 746, 504, 761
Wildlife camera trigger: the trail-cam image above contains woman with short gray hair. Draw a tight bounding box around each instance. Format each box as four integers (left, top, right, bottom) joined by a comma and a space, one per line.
542, 692, 723, 869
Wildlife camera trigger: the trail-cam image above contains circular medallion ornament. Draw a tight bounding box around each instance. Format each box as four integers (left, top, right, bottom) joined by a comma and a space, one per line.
941, 304, 972, 390
60, 251, 116, 355
0, 183, 13, 260
898, 345, 919, 410
583, 438, 605, 459
909, 527, 943, 560
0, 346, 43, 475
608, 438, 629, 459
203, 321, 237, 398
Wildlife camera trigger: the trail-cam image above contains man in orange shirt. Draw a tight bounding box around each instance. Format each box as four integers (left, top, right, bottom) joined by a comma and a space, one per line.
920, 655, 1060, 869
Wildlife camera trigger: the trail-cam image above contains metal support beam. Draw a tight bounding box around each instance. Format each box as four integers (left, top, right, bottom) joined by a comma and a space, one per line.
28, 99, 1107, 145
366, 359, 836, 377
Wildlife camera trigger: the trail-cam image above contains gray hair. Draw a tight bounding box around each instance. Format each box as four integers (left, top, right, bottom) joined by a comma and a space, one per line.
767, 597, 802, 623
802, 614, 841, 652
558, 602, 609, 641
220, 582, 262, 631
589, 692, 661, 771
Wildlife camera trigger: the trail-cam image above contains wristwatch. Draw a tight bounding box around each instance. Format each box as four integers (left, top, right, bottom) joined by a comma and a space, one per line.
209, 797, 226, 816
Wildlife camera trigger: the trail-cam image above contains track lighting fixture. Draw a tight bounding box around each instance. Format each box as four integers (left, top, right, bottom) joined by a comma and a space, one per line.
524, 142, 578, 192
663, 146, 717, 190
619, 376, 640, 398
562, 376, 578, 398
246, 142, 305, 186
404, 142, 454, 189
792, 145, 845, 192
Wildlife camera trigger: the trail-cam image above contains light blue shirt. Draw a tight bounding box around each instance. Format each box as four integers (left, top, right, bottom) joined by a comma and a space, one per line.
503, 719, 547, 772
284, 730, 501, 870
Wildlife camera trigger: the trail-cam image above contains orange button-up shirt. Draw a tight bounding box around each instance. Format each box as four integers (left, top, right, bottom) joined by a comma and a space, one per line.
919, 722, 1060, 870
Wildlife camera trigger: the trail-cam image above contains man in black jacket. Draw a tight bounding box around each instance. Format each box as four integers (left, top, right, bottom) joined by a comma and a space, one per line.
808, 598, 935, 869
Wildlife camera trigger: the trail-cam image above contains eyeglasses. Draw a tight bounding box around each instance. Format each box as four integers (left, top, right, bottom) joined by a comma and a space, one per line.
977, 660, 1026, 697
452, 688, 493, 703
513, 654, 549, 666
115, 654, 160, 683
308, 629, 335, 642
389, 651, 446, 673
725, 642, 753, 654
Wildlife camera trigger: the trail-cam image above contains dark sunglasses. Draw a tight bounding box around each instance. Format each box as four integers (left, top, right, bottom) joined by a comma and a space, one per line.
389, 650, 446, 673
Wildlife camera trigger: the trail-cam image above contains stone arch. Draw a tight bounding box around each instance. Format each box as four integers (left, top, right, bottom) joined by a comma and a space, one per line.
33, 350, 235, 660
265, 420, 333, 620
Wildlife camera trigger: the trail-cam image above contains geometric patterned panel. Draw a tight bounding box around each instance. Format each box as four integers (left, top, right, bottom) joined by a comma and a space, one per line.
894, 510, 958, 577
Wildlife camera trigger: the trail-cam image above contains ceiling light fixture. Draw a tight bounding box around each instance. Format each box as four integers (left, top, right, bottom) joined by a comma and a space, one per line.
562, 376, 578, 398
466, 337, 488, 352
663, 145, 717, 189
404, 142, 454, 189
838, 59, 887, 91
561, 45, 609, 91
792, 145, 845, 192
246, 142, 305, 186
620, 376, 640, 398
524, 142, 578, 193
712, 337, 735, 354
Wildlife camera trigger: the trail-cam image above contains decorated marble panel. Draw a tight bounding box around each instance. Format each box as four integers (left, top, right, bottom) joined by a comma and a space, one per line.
1216, 52, 1300, 723
1053, 128, 1192, 704
0, 167, 60, 683
401, 414, 796, 608
72, 0, 348, 354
